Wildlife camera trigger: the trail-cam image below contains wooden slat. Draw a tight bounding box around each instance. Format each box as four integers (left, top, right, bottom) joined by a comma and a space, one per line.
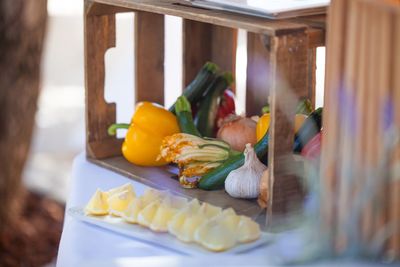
211, 25, 237, 91
92, 0, 320, 36
182, 20, 212, 87
267, 31, 309, 220
85, 7, 123, 159
307, 47, 317, 107
135, 11, 165, 104
307, 28, 325, 48
335, 0, 361, 253
86, 0, 132, 16
388, 9, 400, 260
373, 5, 391, 251
320, 0, 348, 250
246, 33, 271, 116
361, 2, 376, 245
182, 21, 237, 89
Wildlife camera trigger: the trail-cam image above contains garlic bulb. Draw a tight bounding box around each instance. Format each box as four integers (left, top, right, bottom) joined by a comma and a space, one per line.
225, 144, 267, 198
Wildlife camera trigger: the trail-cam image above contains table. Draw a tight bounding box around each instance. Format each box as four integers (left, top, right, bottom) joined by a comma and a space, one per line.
57, 153, 387, 267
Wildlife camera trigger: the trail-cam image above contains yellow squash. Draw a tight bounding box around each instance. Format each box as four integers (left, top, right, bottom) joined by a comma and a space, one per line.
256, 113, 308, 141
109, 102, 180, 166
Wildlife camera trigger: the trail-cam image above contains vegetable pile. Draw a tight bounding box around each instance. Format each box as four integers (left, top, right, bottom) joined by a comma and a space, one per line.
108, 62, 324, 204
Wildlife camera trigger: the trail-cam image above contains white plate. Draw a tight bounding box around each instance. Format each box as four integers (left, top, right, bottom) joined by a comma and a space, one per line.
68, 207, 273, 256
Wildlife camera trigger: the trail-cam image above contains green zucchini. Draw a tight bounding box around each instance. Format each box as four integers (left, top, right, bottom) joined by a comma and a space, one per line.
195, 72, 234, 137
175, 96, 201, 137
169, 62, 218, 114
198, 130, 269, 190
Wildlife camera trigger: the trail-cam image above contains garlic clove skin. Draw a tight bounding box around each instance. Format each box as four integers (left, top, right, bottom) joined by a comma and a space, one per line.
225, 144, 267, 199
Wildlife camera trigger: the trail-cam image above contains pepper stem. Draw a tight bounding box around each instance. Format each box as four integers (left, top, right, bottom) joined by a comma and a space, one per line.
107, 123, 130, 136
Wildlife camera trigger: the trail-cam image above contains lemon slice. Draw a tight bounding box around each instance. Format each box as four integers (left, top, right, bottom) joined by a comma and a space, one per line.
121, 198, 143, 223
85, 189, 109, 216
176, 213, 207, 242
236, 216, 261, 243
108, 183, 135, 198
168, 199, 201, 237
108, 189, 136, 217
199, 202, 222, 219
194, 217, 237, 252
137, 199, 162, 227
141, 188, 167, 206
149, 195, 188, 232
150, 203, 176, 232
219, 208, 241, 232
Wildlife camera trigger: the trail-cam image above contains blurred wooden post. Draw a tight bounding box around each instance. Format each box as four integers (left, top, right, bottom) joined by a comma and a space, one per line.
0, 0, 47, 231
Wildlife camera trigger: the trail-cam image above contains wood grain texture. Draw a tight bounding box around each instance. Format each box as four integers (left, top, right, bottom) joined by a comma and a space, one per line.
135, 11, 165, 104
91, 0, 322, 36
211, 25, 237, 88
182, 20, 212, 87
267, 31, 309, 219
319, 0, 348, 247
85, 4, 123, 159
246, 33, 271, 116
89, 156, 265, 220
336, 0, 361, 252
388, 8, 400, 259
182, 20, 236, 90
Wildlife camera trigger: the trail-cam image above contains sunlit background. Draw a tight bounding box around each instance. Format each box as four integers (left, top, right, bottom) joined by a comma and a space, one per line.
24, 0, 325, 204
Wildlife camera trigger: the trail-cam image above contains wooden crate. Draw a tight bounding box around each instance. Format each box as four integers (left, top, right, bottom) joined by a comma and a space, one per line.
84, 0, 326, 224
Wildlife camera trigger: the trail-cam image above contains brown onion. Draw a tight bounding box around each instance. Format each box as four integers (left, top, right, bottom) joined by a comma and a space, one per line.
217, 115, 257, 152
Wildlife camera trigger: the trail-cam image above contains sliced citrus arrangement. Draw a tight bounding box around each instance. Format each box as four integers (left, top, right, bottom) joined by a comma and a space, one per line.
84, 184, 262, 252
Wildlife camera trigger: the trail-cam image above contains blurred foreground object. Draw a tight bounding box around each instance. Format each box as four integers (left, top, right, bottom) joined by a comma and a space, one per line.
0, 0, 63, 266
0, 0, 47, 232
321, 0, 400, 260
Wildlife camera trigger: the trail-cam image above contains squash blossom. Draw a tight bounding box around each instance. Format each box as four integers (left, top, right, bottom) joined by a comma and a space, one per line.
159, 133, 239, 188
108, 102, 180, 166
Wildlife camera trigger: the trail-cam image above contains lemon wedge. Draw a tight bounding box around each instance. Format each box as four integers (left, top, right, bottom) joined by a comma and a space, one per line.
176, 213, 207, 242
236, 216, 261, 243
141, 188, 167, 206
121, 197, 143, 223
149, 195, 188, 232
199, 202, 222, 219
168, 199, 201, 237
150, 203, 176, 232
108, 183, 135, 198
85, 189, 109, 216
194, 216, 237, 252
219, 208, 241, 232
108, 189, 136, 217
137, 199, 162, 227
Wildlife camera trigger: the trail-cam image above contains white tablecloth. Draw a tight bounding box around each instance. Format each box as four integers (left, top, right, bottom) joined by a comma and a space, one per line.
56, 153, 385, 267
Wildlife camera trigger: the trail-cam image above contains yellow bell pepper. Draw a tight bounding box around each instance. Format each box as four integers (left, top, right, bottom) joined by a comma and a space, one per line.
108, 102, 180, 166
256, 113, 308, 142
